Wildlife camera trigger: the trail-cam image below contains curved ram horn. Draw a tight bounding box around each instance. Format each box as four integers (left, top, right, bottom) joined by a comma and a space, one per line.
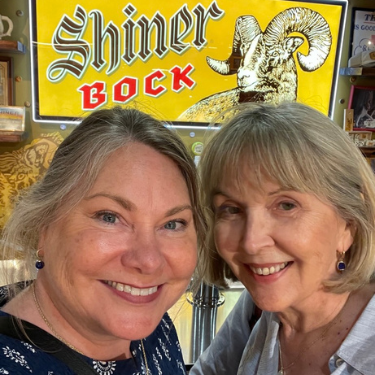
263, 7, 332, 71
206, 16, 261, 75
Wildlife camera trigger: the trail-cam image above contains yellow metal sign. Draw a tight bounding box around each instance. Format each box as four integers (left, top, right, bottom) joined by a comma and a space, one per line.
30, 0, 346, 123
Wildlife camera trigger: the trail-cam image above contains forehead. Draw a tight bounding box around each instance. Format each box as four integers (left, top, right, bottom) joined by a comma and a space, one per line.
216, 163, 281, 198
89, 143, 190, 202
215, 146, 315, 198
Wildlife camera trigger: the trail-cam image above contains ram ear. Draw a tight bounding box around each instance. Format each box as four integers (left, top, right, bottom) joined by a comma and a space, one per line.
284, 37, 304, 54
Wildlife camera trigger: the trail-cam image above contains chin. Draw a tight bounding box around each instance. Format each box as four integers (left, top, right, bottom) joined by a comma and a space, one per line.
105, 310, 164, 341
243, 286, 287, 313
114, 321, 160, 341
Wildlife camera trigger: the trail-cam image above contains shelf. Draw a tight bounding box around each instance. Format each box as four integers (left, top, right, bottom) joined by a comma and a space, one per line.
0, 131, 27, 142
339, 67, 375, 76
0, 40, 26, 54
359, 147, 375, 157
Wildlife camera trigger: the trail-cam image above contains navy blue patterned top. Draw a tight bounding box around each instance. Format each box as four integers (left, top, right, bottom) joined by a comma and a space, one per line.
0, 285, 187, 375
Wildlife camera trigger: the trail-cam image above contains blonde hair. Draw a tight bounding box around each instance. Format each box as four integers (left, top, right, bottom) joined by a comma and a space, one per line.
2, 106, 206, 294
198, 102, 375, 293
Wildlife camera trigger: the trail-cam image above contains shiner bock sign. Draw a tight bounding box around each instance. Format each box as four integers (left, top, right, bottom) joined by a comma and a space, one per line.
29, 0, 346, 123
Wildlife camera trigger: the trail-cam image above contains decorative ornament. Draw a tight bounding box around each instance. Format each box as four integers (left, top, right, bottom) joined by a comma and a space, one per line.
0, 14, 13, 40
35, 249, 45, 270
336, 251, 346, 272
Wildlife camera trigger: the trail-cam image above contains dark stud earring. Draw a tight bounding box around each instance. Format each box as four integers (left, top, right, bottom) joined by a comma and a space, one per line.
336, 251, 346, 272
35, 249, 44, 270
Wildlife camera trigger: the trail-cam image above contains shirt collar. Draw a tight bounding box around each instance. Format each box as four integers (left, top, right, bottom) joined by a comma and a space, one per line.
336, 293, 375, 375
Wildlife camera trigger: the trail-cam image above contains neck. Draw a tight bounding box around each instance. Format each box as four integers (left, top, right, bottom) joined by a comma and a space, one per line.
278, 291, 350, 336
4, 282, 133, 360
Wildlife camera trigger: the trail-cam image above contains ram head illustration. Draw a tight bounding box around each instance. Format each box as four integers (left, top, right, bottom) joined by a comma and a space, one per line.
178, 7, 332, 122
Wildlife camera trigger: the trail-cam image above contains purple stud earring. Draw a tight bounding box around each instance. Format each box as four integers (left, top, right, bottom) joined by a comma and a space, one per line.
35, 249, 44, 270
336, 251, 346, 272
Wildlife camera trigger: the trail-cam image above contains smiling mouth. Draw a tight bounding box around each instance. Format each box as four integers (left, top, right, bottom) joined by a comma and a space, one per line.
104, 281, 158, 296
249, 262, 289, 276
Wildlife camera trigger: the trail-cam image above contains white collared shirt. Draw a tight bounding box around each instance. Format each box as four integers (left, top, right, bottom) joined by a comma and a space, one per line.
191, 290, 375, 375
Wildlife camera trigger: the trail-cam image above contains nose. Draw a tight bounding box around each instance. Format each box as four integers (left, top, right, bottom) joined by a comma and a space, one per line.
121, 229, 164, 274
241, 212, 274, 254
237, 68, 249, 80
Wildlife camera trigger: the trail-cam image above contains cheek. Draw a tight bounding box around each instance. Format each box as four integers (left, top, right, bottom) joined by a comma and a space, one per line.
168, 237, 198, 278
214, 222, 240, 255
47, 231, 113, 274
182, 240, 198, 274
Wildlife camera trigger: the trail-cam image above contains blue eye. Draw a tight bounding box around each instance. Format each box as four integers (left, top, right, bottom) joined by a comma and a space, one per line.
165, 221, 176, 230
164, 220, 186, 230
97, 212, 117, 224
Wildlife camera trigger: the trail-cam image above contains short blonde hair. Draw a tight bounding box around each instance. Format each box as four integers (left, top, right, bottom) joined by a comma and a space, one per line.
198, 102, 375, 293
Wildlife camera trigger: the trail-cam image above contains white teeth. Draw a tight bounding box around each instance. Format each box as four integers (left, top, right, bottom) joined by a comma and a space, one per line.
140, 289, 149, 296
131, 287, 140, 296
116, 283, 124, 292
105, 281, 157, 296
250, 262, 288, 276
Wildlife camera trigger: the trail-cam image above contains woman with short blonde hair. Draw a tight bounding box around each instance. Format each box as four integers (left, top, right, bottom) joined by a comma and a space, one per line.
192, 102, 375, 375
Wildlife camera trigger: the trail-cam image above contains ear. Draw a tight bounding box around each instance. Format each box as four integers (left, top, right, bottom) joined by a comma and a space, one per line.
338, 222, 356, 253
37, 226, 48, 254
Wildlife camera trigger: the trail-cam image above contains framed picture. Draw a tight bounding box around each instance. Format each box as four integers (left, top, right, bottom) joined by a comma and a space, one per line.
349, 8, 375, 58
0, 57, 13, 106
0, 106, 25, 132
347, 130, 372, 146
348, 85, 375, 130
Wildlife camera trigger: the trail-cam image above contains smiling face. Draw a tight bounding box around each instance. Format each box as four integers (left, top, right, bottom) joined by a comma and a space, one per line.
38, 142, 197, 347
213, 169, 353, 313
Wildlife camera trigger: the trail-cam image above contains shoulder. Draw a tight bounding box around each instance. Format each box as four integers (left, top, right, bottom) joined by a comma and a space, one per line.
0, 333, 73, 374
0, 287, 8, 308
336, 293, 375, 374
189, 290, 258, 375
0, 311, 73, 374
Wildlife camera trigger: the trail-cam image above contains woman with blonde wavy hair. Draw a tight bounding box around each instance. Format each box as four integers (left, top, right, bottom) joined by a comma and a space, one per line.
0, 106, 206, 375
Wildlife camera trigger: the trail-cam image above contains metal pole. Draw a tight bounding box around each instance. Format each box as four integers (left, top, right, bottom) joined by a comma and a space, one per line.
188, 282, 224, 363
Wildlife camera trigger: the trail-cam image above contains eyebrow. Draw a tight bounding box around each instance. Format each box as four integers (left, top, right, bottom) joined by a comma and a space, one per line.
268, 188, 284, 196
212, 188, 227, 197
85, 193, 135, 211
85, 193, 192, 217
213, 187, 287, 199
165, 205, 193, 218
212, 188, 242, 204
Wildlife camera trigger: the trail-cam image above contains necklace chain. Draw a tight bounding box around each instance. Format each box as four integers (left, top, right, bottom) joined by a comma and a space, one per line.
32, 282, 85, 355
278, 294, 351, 375
32, 283, 150, 374
141, 338, 150, 375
